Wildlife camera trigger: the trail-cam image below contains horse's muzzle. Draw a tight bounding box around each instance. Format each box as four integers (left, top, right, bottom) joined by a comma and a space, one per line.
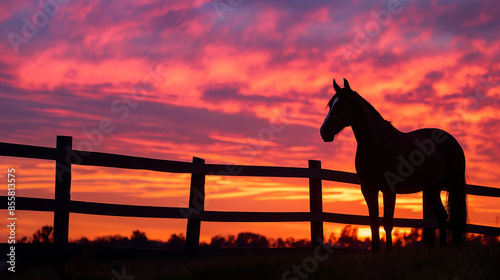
320, 126, 334, 142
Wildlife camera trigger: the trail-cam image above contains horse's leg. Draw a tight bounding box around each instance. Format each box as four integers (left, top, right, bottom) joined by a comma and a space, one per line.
362, 185, 380, 252
383, 191, 396, 252
425, 189, 449, 246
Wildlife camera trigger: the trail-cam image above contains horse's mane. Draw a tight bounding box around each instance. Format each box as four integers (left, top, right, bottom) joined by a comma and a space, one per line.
354, 91, 393, 126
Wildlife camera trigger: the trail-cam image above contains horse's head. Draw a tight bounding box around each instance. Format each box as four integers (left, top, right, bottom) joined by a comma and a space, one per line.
320, 78, 356, 142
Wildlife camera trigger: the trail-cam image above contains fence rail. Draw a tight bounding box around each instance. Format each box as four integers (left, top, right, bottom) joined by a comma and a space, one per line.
1, 136, 499, 250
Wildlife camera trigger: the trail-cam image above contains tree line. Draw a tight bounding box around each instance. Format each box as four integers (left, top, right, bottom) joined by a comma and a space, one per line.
17, 225, 499, 250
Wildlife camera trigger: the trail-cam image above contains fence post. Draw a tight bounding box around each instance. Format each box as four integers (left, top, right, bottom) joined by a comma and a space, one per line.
185, 157, 206, 251
53, 135, 72, 244
309, 160, 324, 248
422, 192, 435, 247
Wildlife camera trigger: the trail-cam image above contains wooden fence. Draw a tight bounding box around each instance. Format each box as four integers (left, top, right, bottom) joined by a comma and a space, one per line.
1, 135, 500, 251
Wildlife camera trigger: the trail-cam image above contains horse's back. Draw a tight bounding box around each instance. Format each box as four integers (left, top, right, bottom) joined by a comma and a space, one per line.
405, 128, 465, 166
356, 127, 465, 194
400, 127, 465, 191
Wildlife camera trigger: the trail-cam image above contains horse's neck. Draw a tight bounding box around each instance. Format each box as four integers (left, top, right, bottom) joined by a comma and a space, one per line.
351, 100, 399, 149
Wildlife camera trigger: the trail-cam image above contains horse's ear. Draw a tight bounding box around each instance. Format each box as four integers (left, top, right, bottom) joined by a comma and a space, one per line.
343, 78, 352, 91
333, 79, 341, 92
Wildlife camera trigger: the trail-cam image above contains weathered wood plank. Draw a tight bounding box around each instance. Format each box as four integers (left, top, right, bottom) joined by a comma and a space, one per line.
0, 142, 61, 161
309, 160, 324, 247
199, 211, 314, 222
77, 150, 194, 173
186, 157, 206, 251
320, 169, 362, 185
467, 224, 500, 236
0, 196, 188, 218
68, 200, 187, 218
466, 184, 500, 198
0, 196, 57, 211
205, 163, 314, 178
53, 136, 72, 244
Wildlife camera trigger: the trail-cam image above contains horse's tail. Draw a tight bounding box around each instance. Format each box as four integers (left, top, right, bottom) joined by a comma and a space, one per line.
446, 142, 468, 245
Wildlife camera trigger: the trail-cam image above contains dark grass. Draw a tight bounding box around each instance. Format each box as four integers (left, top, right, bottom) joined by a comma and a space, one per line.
1, 244, 499, 280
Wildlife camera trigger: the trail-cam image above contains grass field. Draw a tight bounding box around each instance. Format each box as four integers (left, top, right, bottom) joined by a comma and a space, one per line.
2, 244, 499, 280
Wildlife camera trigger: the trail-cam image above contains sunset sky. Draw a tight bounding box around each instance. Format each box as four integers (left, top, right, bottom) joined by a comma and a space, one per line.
0, 0, 499, 243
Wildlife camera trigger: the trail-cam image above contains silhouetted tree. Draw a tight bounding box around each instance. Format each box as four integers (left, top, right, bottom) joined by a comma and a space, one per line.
274, 237, 310, 248
209, 235, 236, 249
236, 232, 269, 248
326, 233, 337, 246
32, 225, 53, 243
465, 233, 500, 246
337, 225, 360, 248
392, 230, 404, 248
94, 235, 129, 246
273, 238, 287, 248
18, 236, 28, 243
131, 230, 148, 247
21, 225, 499, 249
401, 228, 423, 247
166, 233, 185, 250
75, 237, 90, 244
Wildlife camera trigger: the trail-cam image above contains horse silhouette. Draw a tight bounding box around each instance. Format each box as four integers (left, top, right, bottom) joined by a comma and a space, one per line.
320, 78, 467, 252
